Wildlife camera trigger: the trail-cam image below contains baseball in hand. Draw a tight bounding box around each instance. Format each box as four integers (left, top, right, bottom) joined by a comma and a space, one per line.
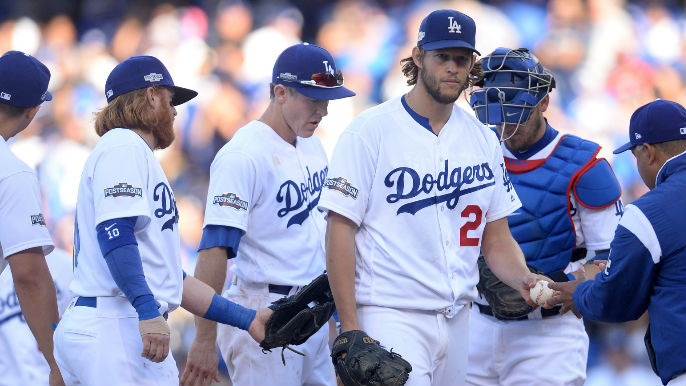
529, 280, 554, 306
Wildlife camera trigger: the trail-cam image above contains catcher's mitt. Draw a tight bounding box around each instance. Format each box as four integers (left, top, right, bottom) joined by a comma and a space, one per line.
331, 330, 412, 386
260, 272, 335, 360
476, 254, 546, 320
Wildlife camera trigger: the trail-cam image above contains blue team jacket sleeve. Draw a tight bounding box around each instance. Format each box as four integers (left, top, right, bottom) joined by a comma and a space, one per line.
197, 224, 243, 258
573, 224, 656, 322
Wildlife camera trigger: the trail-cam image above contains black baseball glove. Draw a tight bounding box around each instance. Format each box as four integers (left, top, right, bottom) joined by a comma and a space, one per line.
476, 254, 546, 320
331, 330, 412, 386
260, 272, 335, 358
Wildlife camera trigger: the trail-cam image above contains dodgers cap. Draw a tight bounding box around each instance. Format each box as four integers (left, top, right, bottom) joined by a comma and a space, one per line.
417, 9, 480, 55
0, 50, 52, 107
613, 99, 686, 154
105, 55, 198, 106
272, 43, 355, 100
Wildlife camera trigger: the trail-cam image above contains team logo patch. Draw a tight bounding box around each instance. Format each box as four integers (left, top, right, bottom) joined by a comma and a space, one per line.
144, 72, 163, 82
447, 16, 462, 34
323, 177, 359, 199
30, 214, 46, 226
106, 89, 114, 98
0, 92, 10, 101
213, 193, 249, 211
104, 183, 143, 198
279, 72, 298, 81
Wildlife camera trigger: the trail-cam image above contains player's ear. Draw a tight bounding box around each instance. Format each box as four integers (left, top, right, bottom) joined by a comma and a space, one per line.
412, 46, 423, 69
145, 87, 158, 108
539, 94, 550, 113
643, 143, 659, 165
273, 84, 289, 104
24, 105, 41, 121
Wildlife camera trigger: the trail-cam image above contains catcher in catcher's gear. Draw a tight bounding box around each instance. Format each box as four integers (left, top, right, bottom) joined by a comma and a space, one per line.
331, 330, 412, 386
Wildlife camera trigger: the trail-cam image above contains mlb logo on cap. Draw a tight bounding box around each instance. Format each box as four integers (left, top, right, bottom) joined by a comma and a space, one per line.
0, 51, 52, 107
417, 9, 480, 55
614, 99, 686, 154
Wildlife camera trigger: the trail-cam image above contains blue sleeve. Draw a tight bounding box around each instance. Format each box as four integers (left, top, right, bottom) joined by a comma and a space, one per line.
101, 243, 160, 321
202, 293, 256, 331
96, 217, 138, 256
197, 225, 243, 258
573, 225, 655, 322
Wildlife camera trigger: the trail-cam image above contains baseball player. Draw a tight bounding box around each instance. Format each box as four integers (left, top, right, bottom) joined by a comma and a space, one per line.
0, 249, 73, 386
549, 99, 686, 386
318, 10, 541, 386
181, 43, 354, 386
0, 50, 64, 386
52, 55, 272, 386
466, 47, 623, 386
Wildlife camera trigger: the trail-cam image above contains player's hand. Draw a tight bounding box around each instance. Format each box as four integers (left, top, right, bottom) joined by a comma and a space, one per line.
594, 259, 608, 271
518, 273, 547, 307
180, 337, 220, 386
48, 366, 65, 386
547, 281, 582, 318
248, 308, 273, 344
139, 316, 170, 362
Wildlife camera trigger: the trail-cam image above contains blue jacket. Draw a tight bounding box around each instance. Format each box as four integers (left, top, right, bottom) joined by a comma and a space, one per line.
574, 152, 686, 385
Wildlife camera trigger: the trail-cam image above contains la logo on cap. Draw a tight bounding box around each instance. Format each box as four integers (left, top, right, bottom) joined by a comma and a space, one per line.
448, 16, 462, 34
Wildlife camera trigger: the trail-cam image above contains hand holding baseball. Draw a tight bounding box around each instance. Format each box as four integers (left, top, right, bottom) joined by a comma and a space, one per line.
529, 280, 554, 306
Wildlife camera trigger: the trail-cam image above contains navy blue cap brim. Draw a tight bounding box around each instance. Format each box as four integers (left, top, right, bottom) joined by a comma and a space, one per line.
42, 91, 52, 102
613, 141, 634, 154
291, 85, 356, 101
170, 86, 198, 106
422, 40, 480, 55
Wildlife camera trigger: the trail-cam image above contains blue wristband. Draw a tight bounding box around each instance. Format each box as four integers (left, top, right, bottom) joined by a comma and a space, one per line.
203, 293, 256, 331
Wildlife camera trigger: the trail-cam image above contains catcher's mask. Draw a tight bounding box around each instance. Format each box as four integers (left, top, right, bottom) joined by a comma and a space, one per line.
469, 47, 555, 141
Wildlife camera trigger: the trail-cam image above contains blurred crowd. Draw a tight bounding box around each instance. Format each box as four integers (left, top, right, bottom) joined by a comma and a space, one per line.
1, 0, 683, 384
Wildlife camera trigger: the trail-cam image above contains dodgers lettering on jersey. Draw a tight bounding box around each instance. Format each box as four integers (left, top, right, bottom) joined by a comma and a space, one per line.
0, 138, 54, 273
319, 97, 521, 311
70, 129, 183, 308
203, 121, 328, 286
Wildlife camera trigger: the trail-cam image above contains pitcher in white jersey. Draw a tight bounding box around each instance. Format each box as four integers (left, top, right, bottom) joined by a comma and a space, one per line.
53, 55, 273, 386
319, 10, 543, 386
181, 43, 355, 386
0, 50, 64, 386
466, 47, 623, 386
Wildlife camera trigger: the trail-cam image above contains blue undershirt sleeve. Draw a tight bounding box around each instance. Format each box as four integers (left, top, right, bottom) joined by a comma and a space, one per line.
97, 217, 160, 321
202, 293, 256, 331
197, 225, 243, 258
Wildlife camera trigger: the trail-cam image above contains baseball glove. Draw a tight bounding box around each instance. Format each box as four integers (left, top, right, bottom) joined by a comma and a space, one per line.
476, 254, 546, 320
331, 330, 412, 386
260, 272, 335, 360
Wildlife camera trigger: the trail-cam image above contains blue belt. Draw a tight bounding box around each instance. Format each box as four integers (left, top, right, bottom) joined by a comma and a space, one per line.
268, 284, 292, 296
75, 296, 169, 320
475, 302, 561, 320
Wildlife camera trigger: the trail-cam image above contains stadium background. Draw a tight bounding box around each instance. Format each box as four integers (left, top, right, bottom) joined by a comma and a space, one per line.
2, 0, 684, 384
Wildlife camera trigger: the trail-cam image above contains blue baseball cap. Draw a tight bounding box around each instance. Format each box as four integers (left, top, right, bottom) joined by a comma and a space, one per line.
613, 99, 686, 154
417, 9, 480, 55
0, 51, 52, 107
105, 55, 197, 106
272, 43, 355, 100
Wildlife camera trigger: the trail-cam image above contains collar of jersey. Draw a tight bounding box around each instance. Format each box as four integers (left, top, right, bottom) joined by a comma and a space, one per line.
656, 151, 686, 187
115, 128, 153, 151
507, 120, 558, 160
401, 94, 436, 136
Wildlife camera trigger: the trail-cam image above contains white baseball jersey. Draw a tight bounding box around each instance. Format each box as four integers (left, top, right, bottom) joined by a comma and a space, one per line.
0, 248, 73, 386
70, 128, 183, 309
0, 138, 54, 274
203, 120, 328, 286
501, 132, 618, 253
318, 97, 521, 311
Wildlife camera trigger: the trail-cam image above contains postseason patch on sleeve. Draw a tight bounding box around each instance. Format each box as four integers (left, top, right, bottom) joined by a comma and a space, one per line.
104, 183, 143, 198
323, 177, 359, 199
212, 192, 249, 211
30, 213, 46, 226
